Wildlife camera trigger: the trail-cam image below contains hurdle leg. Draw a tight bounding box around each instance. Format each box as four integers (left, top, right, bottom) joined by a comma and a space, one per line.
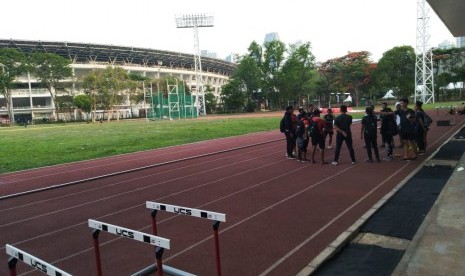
92, 229, 103, 276
212, 221, 222, 276
8, 257, 18, 276
155, 246, 164, 276
151, 209, 158, 235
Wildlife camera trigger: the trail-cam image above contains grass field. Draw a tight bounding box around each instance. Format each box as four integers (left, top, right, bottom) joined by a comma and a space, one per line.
0, 116, 280, 174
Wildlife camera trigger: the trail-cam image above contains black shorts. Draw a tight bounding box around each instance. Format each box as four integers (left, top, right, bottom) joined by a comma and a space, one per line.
311, 135, 325, 149
296, 136, 308, 151
324, 129, 334, 135
400, 131, 415, 141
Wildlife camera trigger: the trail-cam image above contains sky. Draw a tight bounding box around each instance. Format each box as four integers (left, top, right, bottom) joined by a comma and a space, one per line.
0, 0, 456, 63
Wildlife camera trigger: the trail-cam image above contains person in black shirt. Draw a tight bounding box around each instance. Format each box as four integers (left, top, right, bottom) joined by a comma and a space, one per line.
282, 106, 296, 159
323, 108, 335, 149
414, 101, 427, 154
379, 102, 397, 160
361, 106, 380, 162
331, 105, 356, 165
395, 99, 418, 160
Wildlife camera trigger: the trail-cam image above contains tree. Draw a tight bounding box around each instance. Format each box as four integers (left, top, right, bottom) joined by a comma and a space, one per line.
127, 73, 150, 117
74, 94, 92, 112
234, 54, 262, 111
220, 78, 246, 112
73, 94, 92, 120
0, 48, 27, 122
30, 52, 73, 119
82, 70, 104, 122
81, 66, 130, 121
340, 51, 373, 106
262, 40, 286, 109
375, 46, 416, 100
279, 42, 317, 107
317, 59, 345, 106
100, 66, 129, 121
203, 85, 216, 114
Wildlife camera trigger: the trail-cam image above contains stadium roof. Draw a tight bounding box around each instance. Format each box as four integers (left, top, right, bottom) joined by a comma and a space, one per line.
427, 0, 465, 37
0, 39, 236, 76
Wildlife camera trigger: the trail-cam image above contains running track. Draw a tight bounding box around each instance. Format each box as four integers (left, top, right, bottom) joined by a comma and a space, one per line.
1, 114, 464, 276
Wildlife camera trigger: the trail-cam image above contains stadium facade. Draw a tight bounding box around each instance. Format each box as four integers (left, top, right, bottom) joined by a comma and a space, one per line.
0, 39, 236, 123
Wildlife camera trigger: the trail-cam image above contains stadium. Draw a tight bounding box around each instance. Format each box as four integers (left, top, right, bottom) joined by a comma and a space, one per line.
0, 39, 236, 123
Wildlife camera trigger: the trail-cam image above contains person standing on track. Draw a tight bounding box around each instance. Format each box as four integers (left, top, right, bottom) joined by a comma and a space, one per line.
332, 105, 356, 165
323, 108, 335, 149
396, 99, 418, 160
379, 102, 397, 160
295, 114, 310, 162
282, 106, 296, 159
414, 101, 427, 155
361, 106, 381, 163
309, 109, 328, 164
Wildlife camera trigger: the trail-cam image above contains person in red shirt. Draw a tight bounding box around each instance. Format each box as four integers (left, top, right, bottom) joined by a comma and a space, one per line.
309, 109, 328, 164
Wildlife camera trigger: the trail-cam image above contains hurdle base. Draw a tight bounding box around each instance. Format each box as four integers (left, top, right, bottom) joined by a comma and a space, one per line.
131, 264, 197, 276
437, 120, 451, 126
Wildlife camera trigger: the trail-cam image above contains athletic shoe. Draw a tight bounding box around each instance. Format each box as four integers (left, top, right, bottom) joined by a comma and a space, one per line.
327, 145, 332, 149
418, 150, 425, 155
331, 161, 338, 165
287, 155, 296, 159
351, 161, 357, 165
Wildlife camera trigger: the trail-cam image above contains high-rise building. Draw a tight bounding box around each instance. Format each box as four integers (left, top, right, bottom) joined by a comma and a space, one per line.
456, 37, 465, 48
438, 40, 455, 49
225, 54, 237, 63
264, 32, 280, 43
201, 50, 218, 59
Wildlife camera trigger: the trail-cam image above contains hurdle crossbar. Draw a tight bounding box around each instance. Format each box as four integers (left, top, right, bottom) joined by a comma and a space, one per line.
146, 201, 226, 276
88, 219, 170, 249
145, 202, 226, 222
5, 244, 72, 276
88, 219, 170, 276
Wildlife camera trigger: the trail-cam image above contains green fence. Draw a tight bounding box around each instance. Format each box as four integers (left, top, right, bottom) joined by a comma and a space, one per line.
147, 83, 197, 120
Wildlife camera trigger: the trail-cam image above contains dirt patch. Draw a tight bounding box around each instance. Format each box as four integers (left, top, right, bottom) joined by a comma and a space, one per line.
198, 111, 284, 120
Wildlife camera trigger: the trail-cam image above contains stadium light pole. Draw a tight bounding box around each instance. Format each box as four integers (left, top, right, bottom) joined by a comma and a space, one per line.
175, 13, 214, 116
415, 0, 435, 104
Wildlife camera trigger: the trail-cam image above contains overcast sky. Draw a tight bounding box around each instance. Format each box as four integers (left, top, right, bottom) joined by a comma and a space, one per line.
0, 0, 455, 62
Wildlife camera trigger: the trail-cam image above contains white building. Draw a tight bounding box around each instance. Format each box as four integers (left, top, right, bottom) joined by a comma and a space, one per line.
438, 40, 455, 49
0, 39, 236, 123
264, 32, 280, 43
456, 36, 465, 48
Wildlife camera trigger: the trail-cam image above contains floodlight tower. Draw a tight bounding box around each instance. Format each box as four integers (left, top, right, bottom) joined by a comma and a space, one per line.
175, 13, 214, 116
414, 0, 435, 104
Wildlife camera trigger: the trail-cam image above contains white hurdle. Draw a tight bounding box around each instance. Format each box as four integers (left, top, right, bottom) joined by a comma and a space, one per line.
6, 244, 72, 276
146, 201, 226, 276
88, 219, 170, 276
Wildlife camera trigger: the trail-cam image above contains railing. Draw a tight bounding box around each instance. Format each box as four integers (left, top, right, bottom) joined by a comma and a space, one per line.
11, 89, 49, 96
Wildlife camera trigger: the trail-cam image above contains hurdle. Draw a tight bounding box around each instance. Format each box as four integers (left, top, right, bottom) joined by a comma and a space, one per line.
146, 201, 226, 276
5, 244, 72, 276
88, 219, 170, 276
436, 106, 457, 126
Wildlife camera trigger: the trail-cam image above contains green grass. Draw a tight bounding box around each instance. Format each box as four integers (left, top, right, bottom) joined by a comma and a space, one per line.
0, 117, 280, 174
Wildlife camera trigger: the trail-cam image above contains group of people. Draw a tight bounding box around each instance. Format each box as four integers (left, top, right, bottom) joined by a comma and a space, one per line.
280, 99, 430, 165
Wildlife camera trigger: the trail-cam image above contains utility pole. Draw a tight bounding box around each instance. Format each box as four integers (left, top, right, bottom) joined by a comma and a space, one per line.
415, 0, 435, 103
175, 13, 214, 116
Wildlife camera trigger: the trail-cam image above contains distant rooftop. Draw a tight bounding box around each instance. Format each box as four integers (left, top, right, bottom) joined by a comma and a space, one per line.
0, 39, 236, 76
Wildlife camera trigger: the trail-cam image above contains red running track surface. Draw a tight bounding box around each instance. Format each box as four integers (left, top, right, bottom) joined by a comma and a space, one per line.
1, 116, 464, 276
